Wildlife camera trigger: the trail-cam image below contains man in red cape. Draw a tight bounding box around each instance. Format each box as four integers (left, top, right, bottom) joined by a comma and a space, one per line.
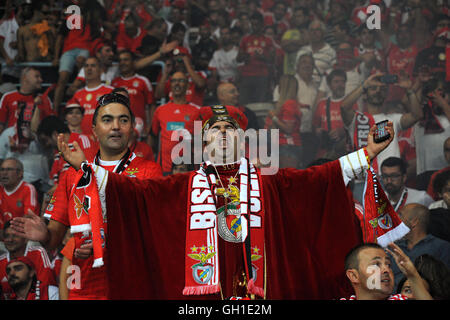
12, 105, 395, 300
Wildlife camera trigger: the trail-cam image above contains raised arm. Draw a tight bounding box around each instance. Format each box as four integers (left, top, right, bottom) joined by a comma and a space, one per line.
339, 121, 394, 185
387, 242, 433, 300
341, 72, 384, 126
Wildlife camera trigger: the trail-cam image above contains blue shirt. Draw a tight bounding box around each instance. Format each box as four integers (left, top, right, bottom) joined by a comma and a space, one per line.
391, 234, 450, 288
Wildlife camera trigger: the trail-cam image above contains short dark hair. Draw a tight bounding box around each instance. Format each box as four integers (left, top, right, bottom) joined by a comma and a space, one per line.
250, 11, 264, 23
433, 170, 450, 195
118, 49, 135, 60
326, 69, 347, 86
345, 242, 383, 271
92, 93, 135, 126
37, 115, 70, 137
381, 157, 407, 175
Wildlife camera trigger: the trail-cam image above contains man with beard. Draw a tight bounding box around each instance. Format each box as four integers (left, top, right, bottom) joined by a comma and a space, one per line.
380, 157, 434, 212
340, 72, 423, 172
5, 256, 58, 300
12, 99, 413, 300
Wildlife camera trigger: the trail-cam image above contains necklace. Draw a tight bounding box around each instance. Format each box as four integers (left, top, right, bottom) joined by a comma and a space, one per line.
212, 164, 239, 200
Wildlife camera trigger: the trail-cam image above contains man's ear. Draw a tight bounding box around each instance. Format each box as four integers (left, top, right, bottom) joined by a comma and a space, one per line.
346, 269, 360, 284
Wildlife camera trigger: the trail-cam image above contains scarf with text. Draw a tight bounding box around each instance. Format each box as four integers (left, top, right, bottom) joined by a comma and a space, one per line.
361, 167, 410, 246
183, 158, 265, 298
353, 111, 378, 171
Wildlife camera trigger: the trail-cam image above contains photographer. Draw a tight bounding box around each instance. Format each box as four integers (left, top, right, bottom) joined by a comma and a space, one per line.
340, 72, 423, 173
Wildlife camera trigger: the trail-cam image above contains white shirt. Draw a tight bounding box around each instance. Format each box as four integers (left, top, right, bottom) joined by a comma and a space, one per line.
273, 76, 318, 133
296, 43, 336, 88
414, 115, 450, 174
77, 64, 120, 86
389, 187, 434, 211
0, 127, 49, 184
208, 47, 239, 82
0, 16, 18, 61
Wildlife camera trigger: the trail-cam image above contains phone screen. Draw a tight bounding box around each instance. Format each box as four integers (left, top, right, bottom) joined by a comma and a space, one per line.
374, 120, 390, 143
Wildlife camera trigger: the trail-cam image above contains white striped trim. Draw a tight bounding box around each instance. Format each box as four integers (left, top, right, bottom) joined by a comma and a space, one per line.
0, 90, 18, 110
377, 222, 410, 248
339, 149, 368, 186
70, 223, 92, 234
24, 182, 37, 207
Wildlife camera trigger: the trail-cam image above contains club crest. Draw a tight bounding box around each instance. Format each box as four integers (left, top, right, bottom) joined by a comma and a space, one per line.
188, 246, 216, 285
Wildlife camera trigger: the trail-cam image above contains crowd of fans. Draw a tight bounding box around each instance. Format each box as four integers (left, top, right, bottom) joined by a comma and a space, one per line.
0, 0, 449, 300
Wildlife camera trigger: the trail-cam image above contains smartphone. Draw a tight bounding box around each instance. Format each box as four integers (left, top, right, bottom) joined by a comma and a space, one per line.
373, 120, 390, 143
379, 74, 398, 84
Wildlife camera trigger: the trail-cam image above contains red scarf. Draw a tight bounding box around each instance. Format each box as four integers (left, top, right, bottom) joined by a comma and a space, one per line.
183, 158, 265, 298
360, 167, 410, 246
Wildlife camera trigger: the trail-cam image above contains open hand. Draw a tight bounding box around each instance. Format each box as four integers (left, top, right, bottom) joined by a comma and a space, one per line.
9, 209, 48, 242
57, 133, 86, 171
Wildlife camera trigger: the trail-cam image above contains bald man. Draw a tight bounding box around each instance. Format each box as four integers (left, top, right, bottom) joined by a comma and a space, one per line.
216, 82, 259, 130
390, 203, 450, 287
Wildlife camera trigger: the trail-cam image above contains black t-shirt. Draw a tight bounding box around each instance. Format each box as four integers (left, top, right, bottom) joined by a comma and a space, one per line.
428, 207, 450, 243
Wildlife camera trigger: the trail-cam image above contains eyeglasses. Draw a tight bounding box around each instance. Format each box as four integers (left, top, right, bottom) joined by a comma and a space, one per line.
380, 174, 403, 181
0, 168, 20, 172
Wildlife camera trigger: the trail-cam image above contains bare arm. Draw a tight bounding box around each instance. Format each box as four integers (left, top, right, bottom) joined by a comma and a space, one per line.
387, 242, 433, 300
182, 55, 206, 89
58, 256, 71, 300
134, 41, 178, 70
341, 72, 384, 126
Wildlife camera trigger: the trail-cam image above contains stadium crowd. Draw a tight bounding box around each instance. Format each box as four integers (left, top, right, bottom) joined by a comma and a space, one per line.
0, 0, 449, 300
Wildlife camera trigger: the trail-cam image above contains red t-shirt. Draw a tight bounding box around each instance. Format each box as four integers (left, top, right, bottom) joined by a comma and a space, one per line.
313, 97, 352, 131
111, 74, 154, 128
264, 99, 302, 146
115, 23, 146, 53
239, 34, 274, 77
49, 133, 98, 184
43, 153, 162, 299
0, 244, 56, 298
0, 91, 55, 129
151, 101, 200, 172
62, 15, 93, 53
161, 71, 207, 107
129, 141, 154, 161
0, 181, 38, 229
66, 84, 114, 137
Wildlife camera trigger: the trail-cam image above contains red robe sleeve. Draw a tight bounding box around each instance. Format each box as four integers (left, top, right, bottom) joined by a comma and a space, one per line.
104, 160, 362, 299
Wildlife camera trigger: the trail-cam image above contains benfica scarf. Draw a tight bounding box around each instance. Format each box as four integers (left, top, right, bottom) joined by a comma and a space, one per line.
70, 150, 134, 268
360, 167, 410, 247
353, 111, 378, 171
183, 158, 265, 298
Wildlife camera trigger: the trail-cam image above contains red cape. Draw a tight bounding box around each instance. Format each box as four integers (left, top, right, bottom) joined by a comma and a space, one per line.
104, 160, 362, 299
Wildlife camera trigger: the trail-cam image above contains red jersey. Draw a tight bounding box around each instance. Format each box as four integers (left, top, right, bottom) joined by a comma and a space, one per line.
111, 74, 154, 128
0, 243, 56, 297
264, 99, 302, 146
313, 97, 352, 131
161, 71, 207, 106
66, 84, 114, 137
0, 90, 55, 129
49, 133, 98, 184
239, 34, 274, 77
340, 294, 408, 300
62, 15, 93, 54
0, 181, 38, 229
129, 140, 154, 161
4, 281, 57, 300
116, 23, 146, 53
151, 101, 200, 173
43, 152, 162, 299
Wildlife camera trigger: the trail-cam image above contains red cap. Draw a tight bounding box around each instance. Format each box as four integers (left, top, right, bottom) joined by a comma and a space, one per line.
7, 256, 35, 271
192, 105, 248, 132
